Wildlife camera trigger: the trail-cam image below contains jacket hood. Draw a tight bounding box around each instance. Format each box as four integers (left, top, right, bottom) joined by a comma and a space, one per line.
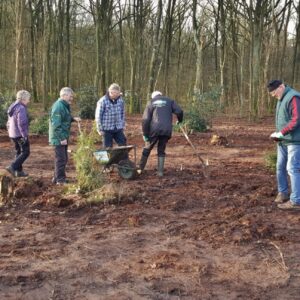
7, 101, 21, 117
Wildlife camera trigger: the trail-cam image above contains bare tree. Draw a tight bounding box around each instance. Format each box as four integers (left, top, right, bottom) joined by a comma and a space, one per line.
162, 0, 176, 93
15, 0, 25, 92
192, 0, 212, 96
90, 0, 114, 94
147, 0, 163, 97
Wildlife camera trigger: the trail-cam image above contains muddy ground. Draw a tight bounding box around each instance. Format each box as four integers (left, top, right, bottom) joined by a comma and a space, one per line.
0, 115, 300, 300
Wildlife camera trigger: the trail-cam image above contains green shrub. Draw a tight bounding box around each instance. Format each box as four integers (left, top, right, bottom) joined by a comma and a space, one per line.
76, 86, 98, 119
179, 87, 222, 133
183, 111, 208, 132
73, 125, 105, 192
264, 150, 277, 173
30, 115, 49, 135
0, 105, 7, 129
0, 92, 14, 129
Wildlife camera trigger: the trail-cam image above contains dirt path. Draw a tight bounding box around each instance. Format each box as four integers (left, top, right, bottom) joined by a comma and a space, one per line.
0, 116, 300, 299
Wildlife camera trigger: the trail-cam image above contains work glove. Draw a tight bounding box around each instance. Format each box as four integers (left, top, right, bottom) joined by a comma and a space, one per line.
73, 117, 81, 122
19, 136, 28, 145
60, 139, 68, 145
143, 135, 149, 142
270, 132, 284, 141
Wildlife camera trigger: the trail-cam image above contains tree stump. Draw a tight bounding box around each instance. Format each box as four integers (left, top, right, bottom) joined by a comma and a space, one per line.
0, 174, 14, 205
210, 134, 229, 146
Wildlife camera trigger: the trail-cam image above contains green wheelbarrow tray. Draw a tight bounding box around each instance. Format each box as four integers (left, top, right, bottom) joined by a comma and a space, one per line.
93, 145, 138, 180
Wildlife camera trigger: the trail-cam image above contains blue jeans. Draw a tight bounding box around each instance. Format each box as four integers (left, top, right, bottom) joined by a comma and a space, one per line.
277, 143, 300, 204
103, 129, 126, 148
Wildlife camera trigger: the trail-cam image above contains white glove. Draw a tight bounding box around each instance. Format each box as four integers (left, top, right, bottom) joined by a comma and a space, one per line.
73, 117, 81, 122
270, 132, 284, 140
60, 139, 68, 145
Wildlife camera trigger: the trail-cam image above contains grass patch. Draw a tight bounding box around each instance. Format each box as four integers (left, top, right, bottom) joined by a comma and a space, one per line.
264, 150, 277, 173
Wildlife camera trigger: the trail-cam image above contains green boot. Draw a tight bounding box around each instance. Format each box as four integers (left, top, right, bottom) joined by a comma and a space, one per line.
157, 156, 165, 177
139, 155, 148, 171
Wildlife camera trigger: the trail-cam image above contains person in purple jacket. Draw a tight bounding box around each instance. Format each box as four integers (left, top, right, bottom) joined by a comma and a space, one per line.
6, 90, 31, 177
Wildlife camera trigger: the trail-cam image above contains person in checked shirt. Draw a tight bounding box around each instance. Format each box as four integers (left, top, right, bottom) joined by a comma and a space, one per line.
95, 83, 127, 148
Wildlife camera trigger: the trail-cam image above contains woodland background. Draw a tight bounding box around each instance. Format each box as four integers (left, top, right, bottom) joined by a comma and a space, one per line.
1, 0, 300, 117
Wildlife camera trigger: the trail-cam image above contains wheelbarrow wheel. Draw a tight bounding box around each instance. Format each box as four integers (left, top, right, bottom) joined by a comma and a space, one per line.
118, 159, 137, 180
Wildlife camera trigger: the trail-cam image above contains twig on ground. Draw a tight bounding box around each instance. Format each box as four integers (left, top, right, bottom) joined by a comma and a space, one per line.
256, 240, 289, 272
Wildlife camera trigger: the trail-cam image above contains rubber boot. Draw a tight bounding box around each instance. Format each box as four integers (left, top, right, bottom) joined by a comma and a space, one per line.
157, 156, 165, 177
139, 155, 148, 172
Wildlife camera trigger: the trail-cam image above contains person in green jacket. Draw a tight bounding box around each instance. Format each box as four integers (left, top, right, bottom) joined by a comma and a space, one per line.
49, 87, 81, 185
268, 79, 300, 210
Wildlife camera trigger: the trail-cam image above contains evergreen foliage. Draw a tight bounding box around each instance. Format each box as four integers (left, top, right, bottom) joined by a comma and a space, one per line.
30, 115, 49, 135
76, 86, 98, 119
0, 93, 13, 129
175, 87, 222, 132
264, 150, 277, 173
73, 125, 105, 192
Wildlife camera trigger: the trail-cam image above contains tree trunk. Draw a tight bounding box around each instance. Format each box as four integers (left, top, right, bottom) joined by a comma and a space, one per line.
28, 0, 38, 102
15, 0, 25, 92
219, 0, 227, 106
66, 0, 71, 85
147, 0, 163, 97
162, 0, 176, 93
192, 0, 205, 96
292, 2, 300, 86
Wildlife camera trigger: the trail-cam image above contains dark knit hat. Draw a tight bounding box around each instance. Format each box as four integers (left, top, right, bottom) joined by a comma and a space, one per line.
267, 79, 283, 92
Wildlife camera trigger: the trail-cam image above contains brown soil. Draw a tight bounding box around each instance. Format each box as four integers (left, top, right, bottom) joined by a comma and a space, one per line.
0, 115, 300, 299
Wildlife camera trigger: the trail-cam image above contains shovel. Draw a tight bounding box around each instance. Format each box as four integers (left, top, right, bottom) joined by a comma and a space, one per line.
179, 124, 209, 178
77, 120, 82, 134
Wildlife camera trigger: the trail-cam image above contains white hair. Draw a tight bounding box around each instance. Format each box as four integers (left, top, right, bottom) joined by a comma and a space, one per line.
151, 91, 162, 99
108, 83, 121, 92
60, 87, 74, 97
16, 90, 31, 101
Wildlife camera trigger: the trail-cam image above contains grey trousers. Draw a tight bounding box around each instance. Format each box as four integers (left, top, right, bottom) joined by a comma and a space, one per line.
54, 145, 68, 183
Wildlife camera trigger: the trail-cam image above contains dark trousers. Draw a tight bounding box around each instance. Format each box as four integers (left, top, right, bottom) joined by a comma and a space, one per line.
142, 135, 169, 158
54, 145, 68, 183
11, 137, 30, 171
103, 129, 127, 148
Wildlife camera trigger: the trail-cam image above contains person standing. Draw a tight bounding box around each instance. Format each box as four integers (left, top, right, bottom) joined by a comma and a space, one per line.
6, 90, 31, 177
95, 83, 126, 148
268, 79, 300, 210
139, 91, 183, 177
49, 87, 81, 185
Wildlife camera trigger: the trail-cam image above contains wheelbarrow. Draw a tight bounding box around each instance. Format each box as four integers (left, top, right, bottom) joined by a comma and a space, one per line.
93, 145, 138, 180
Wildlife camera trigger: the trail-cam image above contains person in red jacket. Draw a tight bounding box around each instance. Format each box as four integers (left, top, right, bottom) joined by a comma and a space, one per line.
268, 79, 300, 210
